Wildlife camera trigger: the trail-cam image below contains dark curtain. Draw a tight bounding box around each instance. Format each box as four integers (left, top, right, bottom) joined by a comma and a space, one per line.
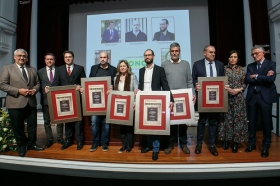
249, 0, 271, 59
16, 0, 32, 65
208, 0, 246, 66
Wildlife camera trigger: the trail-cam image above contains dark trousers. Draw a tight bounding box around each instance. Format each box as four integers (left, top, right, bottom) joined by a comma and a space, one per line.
247, 92, 272, 148
197, 112, 219, 146
166, 124, 188, 148
8, 104, 37, 147
120, 125, 134, 147
64, 120, 84, 143
42, 105, 63, 141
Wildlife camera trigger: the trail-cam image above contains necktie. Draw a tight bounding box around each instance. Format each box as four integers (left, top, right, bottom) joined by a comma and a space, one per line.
49, 68, 54, 83
209, 62, 213, 77
21, 66, 28, 82
67, 66, 71, 76
255, 63, 261, 92
257, 63, 261, 72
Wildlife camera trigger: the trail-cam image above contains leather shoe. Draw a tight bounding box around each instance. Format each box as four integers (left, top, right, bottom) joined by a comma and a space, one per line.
261, 148, 269, 158
126, 146, 132, 152
222, 140, 229, 150
141, 147, 152, 153
208, 146, 218, 156
245, 144, 256, 152
152, 151, 159, 161
28, 143, 45, 151
195, 144, 202, 154
232, 142, 238, 153
61, 140, 73, 150
77, 142, 83, 150
45, 140, 53, 148
18, 145, 27, 157
57, 138, 65, 145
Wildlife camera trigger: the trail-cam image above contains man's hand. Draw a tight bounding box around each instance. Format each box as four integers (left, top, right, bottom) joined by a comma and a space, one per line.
192, 95, 196, 105
169, 102, 174, 109
18, 88, 31, 96
45, 86, 49, 93
267, 70, 274, 76
195, 83, 201, 91
250, 74, 257, 79
134, 89, 139, 95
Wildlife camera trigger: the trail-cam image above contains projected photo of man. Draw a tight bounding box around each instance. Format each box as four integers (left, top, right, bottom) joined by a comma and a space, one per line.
153, 18, 175, 41
95, 50, 111, 64
101, 20, 120, 43
125, 18, 147, 42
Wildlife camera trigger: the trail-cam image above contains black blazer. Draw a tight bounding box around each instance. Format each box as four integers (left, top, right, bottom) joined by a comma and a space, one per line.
89, 63, 117, 85
153, 31, 175, 41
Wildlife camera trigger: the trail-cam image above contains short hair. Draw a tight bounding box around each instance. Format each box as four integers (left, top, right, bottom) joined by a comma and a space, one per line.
116, 60, 133, 76
63, 50, 74, 58
170, 42, 180, 49
144, 49, 154, 56
99, 51, 109, 58
14, 49, 28, 57
162, 19, 169, 25
45, 53, 56, 60
203, 45, 215, 52
251, 45, 265, 52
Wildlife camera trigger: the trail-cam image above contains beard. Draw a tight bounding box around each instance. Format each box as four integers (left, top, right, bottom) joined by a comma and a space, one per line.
160, 27, 167, 32
145, 59, 153, 65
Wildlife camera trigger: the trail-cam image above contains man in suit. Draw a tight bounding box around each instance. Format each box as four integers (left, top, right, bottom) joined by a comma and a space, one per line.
192, 45, 224, 156
37, 53, 64, 148
245, 45, 277, 158
102, 21, 119, 43
137, 49, 173, 161
52, 50, 86, 150
153, 19, 175, 41
125, 19, 147, 42
0, 48, 44, 157
89, 51, 117, 152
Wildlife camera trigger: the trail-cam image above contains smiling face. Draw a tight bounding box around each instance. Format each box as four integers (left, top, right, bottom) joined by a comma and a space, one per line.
14, 51, 28, 66
144, 50, 154, 65
203, 46, 216, 62
119, 62, 128, 75
160, 19, 168, 32
45, 55, 55, 68
63, 52, 74, 66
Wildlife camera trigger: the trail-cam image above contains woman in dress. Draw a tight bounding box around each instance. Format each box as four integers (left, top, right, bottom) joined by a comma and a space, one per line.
113, 60, 138, 153
218, 50, 248, 153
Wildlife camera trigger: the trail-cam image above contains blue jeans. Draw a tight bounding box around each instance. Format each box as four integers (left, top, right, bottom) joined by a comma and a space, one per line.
91, 115, 110, 145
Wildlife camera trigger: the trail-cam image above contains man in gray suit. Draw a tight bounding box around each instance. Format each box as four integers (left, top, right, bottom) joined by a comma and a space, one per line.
37, 53, 64, 148
0, 48, 44, 157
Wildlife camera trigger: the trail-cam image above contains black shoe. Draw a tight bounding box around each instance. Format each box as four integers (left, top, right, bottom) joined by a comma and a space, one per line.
18, 145, 27, 157
89, 143, 98, 152
245, 144, 256, 152
118, 146, 126, 153
126, 146, 132, 153
261, 148, 269, 158
61, 140, 73, 150
57, 138, 65, 145
77, 142, 83, 150
232, 142, 238, 153
152, 151, 159, 161
45, 140, 53, 148
223, 140, 229, 150
141, 147, 152, 153
195, 144, 202, 154
28, 143, 45, 151
208, 146, 218, 156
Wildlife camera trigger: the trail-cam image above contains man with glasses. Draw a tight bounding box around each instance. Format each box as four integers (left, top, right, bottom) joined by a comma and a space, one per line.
0, 48, 44, 157
245, 45, 277, 158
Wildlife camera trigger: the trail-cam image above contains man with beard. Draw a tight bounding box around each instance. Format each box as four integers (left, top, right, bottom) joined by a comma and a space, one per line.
153, 19, 175, 41
125, 19, 147, 42
137, 49, 173, 161
88, 51, 117, 152
162, 42, 195, 155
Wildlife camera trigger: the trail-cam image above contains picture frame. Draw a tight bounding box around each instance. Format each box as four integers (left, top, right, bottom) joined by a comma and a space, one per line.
170, 88, 196, 126
105, 90, 135, 126
197, 77, 228, 112
47, 85, 82, 124
135, 91, 170, 135
81, 77, 111, 116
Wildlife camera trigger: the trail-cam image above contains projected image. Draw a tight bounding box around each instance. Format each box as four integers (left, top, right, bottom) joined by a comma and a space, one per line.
95, 50, 111, 64
125, 18, 147, 42
161, 48, 171, 63
152, 17, 175, 41
101, 20, 121, 43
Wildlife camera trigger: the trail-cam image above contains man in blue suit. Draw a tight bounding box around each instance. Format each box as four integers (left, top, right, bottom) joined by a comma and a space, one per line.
102, 21, 119, 43
245, 45, 277, 158
192, 45, 224, 156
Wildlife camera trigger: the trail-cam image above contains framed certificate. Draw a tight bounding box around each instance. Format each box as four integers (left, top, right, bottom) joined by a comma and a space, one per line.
105, 90, 134, 126
81, 77, 111, 116
47, 85, 82, 124
135, 91, 170, 135
197, 77, 228, 112
170, 88, 196, 126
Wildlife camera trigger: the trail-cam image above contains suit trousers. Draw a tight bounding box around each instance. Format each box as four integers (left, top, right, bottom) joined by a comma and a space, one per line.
197, 112, 219, 146
247, 92, 272, 148
8, 104, 37, 147
64, 120, 84, 143
166, 124, 188, 148
120, 125, 134, 147
42, 105, 64, 141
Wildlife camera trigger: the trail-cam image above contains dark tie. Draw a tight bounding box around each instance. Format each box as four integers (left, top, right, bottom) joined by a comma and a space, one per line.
209, 62, 213, 77
255, 63, 261, 92
257, 63, 261, 72
49, 68, 54, 83
21, 66, 28, 82
67, 66, 71, 76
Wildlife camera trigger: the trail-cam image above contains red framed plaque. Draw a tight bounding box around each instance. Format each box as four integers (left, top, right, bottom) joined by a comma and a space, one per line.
105, 90, 134, 126
197, 77, 228, 112
170, 88, 196, 126
47, 85, 82, 124
81, 77, 111, 115
135, 91, 170, 135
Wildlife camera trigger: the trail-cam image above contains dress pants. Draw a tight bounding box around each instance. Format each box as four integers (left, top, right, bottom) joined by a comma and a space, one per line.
167, 124, 188, 147
120, 125, 134, 147
64, 120, 83, 143
8, 104, 37, 147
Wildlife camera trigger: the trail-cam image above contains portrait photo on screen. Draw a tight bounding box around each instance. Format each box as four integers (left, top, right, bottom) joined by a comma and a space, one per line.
94, 50, 111, 65
152, 17, 175, 41
125, 18, 147, 42
101, 19, 121, 43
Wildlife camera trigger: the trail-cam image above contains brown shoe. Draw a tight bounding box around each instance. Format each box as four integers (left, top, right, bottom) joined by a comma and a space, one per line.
164, 146, 173, 154
181, 145, 190, 154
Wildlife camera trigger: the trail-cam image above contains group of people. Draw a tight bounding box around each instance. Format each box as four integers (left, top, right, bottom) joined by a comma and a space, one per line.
0, 43, 277, 161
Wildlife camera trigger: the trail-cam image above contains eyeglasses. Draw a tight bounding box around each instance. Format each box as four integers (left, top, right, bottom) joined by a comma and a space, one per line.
144, 54, 153, 57
16, 55, 27, 58
251, 52, 262, 56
